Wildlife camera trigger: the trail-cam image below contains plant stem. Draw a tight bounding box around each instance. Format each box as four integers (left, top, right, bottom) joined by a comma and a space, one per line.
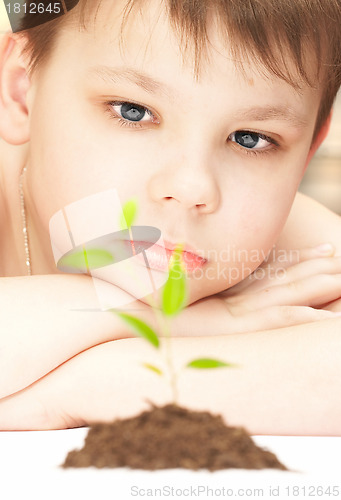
114, 232, 179, 404
161, 314, 178, 404
138, 253, 179, 405
128, 227, 135, 255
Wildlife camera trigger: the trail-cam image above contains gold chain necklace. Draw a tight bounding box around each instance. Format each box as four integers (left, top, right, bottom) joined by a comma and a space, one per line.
18, 166, 32, 276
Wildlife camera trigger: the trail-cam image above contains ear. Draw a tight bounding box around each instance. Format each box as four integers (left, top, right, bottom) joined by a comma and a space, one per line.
304, 112, 332, 170
0, 34, 31, 145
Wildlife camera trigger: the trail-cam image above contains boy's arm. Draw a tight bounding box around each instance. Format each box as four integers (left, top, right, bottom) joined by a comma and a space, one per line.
0, 274, 140, 399
0, 317, 340, 435
278, 192, 341, 254
276, 192, 341, 312
1, 246, 340, 400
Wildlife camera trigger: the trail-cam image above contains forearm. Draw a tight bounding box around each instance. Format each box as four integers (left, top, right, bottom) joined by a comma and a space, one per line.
0, 273, 222, 400
0, 274, 140, 399
1, 318, 340, 435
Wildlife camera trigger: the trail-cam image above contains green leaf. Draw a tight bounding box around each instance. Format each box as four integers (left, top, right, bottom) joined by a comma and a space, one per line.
120, 198, 138, 229
142, 363, 163, 376
117, 312, 159, 348
162, 245, 186, 316
59, 248, 115, 270
186, 358, 236, 369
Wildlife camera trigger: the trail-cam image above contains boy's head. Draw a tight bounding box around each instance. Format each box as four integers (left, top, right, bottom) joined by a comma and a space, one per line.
17, 0, 341, 143
1, 0, 340, 304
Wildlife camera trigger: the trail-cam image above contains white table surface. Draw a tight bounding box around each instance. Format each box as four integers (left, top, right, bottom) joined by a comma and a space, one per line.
1, 429, 340, 500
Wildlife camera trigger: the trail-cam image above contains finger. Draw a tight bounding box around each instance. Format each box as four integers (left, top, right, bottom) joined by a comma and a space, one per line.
244, 254, 341, 293
240, 273, 341, 310
270, 242, 335, 267
261, 257, 341, 287
285, 243, 335, 265
232, 306, 341, 334
221, 244, 337, 296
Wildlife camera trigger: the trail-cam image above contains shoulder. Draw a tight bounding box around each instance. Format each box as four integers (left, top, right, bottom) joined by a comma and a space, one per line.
276, 192, 341, 254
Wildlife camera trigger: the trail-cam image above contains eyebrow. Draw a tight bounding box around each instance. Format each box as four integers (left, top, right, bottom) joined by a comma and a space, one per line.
235, 105, 309, 128
88, 65, 309, 128
88, 65, 179, 100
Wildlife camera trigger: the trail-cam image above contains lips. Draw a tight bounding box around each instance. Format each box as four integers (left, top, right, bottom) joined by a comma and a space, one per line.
124, 240, 207, 272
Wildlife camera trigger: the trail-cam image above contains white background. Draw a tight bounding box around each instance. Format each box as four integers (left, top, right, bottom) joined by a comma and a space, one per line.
1, 429, 341, 500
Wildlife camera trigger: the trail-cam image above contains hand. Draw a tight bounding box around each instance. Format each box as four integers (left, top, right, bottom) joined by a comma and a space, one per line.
171, 244, 341, 336
218, 243, 341, 331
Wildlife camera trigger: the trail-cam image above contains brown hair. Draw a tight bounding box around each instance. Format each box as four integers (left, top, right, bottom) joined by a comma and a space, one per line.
18, 0, 341, 140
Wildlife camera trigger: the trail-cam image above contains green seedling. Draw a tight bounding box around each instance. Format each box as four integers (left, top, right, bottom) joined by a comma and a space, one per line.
119, 197, 138, 231
116, 199, 236, 404
58, 247, 115, 271
61, 198, 236, 404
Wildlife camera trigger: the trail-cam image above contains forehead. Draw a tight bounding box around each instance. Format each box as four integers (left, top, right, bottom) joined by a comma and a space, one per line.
57, 0, 321, 121
77, 0, 321, 88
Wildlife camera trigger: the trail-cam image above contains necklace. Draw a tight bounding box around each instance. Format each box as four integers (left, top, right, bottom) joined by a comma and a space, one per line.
19, 166, 32, 276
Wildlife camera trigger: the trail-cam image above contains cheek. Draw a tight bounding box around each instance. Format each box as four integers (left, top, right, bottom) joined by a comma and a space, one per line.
215, 178, 298, 276
241, 185, 296, 241
241, 157, 303, 231
28, 126, 93, 222
28, 110, 149, 243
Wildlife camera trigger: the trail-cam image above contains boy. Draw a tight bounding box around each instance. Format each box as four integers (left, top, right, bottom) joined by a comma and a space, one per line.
0, 0, 340, 433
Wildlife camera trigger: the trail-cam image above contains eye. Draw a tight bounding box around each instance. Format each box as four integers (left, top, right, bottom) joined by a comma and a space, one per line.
107, 101, 159, 127
229, 131, 276, 150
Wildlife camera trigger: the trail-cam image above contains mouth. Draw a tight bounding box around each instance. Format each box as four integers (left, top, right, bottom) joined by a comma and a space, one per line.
124, 240, 207, 273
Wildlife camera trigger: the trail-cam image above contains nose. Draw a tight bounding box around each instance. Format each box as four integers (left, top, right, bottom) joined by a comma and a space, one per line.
148, 146, 220, 214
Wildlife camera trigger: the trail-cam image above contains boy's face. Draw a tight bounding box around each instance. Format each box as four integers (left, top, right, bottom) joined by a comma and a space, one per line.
24, 0, 321, 305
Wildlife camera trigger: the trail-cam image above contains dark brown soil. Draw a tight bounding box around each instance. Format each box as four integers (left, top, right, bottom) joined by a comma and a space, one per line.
62, 404, 288, 471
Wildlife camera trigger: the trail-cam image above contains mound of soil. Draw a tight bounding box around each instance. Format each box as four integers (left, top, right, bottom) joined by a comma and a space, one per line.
62, 404, 287, 471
